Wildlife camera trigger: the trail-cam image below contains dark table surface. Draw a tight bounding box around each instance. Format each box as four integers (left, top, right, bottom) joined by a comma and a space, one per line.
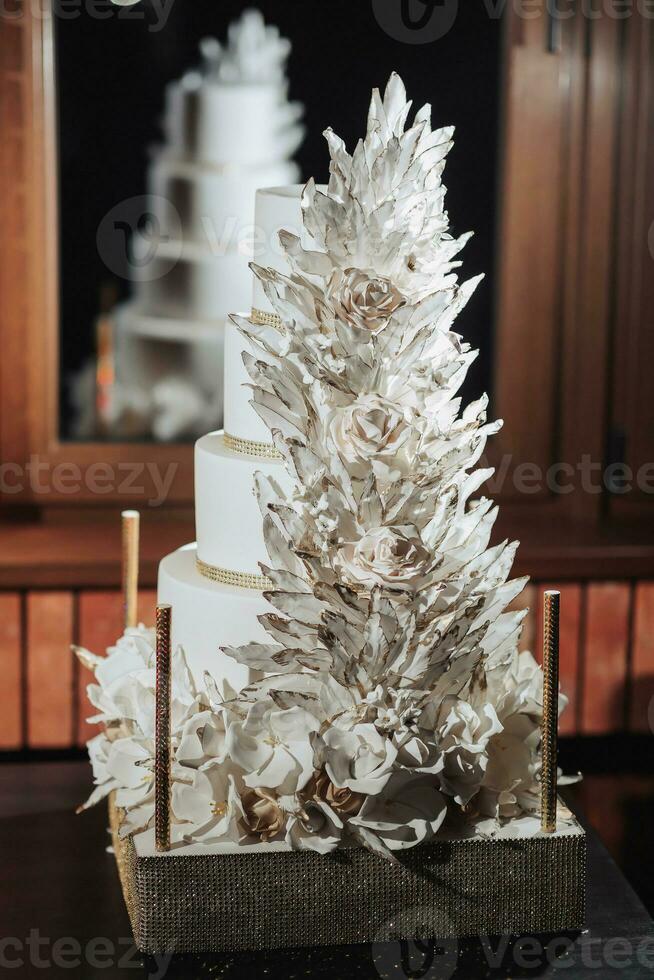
1, 761, 653, 979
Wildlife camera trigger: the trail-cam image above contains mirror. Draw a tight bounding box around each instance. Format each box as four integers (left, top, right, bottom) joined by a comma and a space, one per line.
56, 0, 501, 443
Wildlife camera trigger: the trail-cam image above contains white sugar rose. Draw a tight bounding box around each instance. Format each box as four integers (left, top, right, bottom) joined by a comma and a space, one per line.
285, 798, 344, 855
327, 394, 414, 473
322, 723, 397, 795
435, 698, 503, 807
338, 525, 429, 592
241, 787, 286, 842
329, 268, 405, 333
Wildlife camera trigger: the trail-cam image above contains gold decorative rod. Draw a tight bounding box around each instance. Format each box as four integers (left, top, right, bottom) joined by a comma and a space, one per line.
121, 510, 140, 630
155, 603, 172, 852
541, 589, 560, 834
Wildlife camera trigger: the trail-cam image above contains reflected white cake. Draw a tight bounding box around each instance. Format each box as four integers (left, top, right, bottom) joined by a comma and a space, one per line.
105, 11, 304, 442
158, 186, 304, 687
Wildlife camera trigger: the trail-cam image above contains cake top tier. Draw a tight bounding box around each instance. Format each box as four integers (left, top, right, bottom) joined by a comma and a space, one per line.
251, 184, 328, 314
223, 186, 308, 444
251, 186, 304, 315
223, 184, 326, 444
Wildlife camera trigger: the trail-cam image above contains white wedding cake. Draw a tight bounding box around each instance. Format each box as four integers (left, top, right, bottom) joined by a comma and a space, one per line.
78, 78, 584, 955
103, 10, 304, 441
157, 186, 307, 686
80, 77, 583, 894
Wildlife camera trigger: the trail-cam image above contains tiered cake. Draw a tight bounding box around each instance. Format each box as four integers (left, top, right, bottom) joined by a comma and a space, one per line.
157, 186, 307, 687
79, 74, 585, 954
105, 11, 304, 441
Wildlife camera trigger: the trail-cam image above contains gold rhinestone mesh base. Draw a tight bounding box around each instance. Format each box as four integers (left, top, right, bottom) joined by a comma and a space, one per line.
108, 796, 586, 955
196, 557, 270, 591
223, 432, 282, 460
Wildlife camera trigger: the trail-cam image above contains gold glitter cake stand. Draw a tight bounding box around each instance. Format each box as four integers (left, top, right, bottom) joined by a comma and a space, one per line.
109, 795, 585, 954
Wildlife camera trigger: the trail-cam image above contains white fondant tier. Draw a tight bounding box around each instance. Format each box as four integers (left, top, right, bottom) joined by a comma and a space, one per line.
158, 543, 272, 690
164, 79, 304, 167
251, 184, 305, 315
223, 317, 274, 444
195, 431, 292, 574
221, 185, 328, 445
149, 154, 300, 246
133, 239, 251, 321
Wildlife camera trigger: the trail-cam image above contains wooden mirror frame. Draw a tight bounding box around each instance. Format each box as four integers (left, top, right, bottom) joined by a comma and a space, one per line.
0, 2, 193, 512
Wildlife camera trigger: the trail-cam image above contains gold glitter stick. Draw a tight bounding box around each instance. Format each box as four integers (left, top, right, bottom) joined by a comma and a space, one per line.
121, 510, 140, 630
541, 590, 560, 834
155, 603, 172, 852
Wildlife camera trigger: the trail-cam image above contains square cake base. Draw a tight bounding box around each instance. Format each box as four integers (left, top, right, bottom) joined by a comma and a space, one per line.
109, 796, 586, 954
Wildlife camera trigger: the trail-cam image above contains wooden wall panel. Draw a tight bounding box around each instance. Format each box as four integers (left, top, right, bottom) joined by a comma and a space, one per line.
76, 591, 124, 747
138, 590, 158, 628
559, 13, 622, 520
0, 3, 30, 477
610, 13, 654, 520
581, 583, 631, 734
629, 583, 654, 734
76, 589, 159, 747
0, 593, 22, 748
26, 591, 74, 748
509, 583, 537, 654
494, 4, 566, 484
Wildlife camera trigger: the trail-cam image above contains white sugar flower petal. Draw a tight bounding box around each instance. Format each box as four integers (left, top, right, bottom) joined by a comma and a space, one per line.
105, 737, 151, 790
350, 773, 446, 851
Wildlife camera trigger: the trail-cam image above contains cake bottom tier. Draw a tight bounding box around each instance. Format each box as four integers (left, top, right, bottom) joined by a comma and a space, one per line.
109, 796, 586, 954
157, 543, 272, 690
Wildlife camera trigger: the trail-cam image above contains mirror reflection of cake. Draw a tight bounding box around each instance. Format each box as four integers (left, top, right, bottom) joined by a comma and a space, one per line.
98, 10, 304, 442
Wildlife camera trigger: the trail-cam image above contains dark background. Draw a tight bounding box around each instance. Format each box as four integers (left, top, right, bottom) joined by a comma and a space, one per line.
56, 0, 502, 436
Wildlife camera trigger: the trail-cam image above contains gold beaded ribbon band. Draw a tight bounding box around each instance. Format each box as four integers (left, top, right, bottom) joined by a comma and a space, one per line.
196, 556, 271, 591
251, 308, 284, 332
223, 432, 282, 460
